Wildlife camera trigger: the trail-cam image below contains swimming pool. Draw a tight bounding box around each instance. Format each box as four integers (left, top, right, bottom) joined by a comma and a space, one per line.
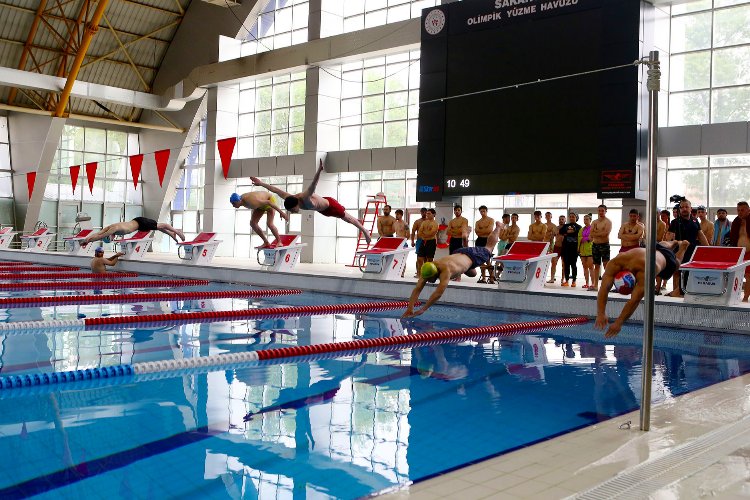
1, 265, 749, 498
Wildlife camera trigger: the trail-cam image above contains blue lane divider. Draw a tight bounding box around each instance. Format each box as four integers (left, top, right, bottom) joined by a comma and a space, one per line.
0, 364, 134, 389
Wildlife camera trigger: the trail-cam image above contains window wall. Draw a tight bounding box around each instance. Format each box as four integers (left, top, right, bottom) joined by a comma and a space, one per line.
321, 0, 439, 37
0, 117, 14, 229
322, 50, 420, 151
668, 0, 750, 125
664, 154, 750, 212
237, 72, 306, 159
239, 0, 309, 56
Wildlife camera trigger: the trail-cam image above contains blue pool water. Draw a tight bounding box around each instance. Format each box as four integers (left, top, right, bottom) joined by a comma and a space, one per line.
1, 268, 750, 498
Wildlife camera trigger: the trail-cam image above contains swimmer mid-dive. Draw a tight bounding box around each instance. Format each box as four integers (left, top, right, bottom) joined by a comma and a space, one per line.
250, 159, 372, 244
83, 217, 185, 244
230, 191, 289, 247
595, 240, 690, 338
402, 221, 502, 318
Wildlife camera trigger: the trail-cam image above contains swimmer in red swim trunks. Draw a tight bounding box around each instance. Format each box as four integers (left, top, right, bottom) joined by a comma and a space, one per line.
251, 159, 372, 244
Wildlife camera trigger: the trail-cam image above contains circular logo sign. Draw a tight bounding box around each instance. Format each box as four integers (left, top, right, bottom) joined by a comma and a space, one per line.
424, 9, 446, 35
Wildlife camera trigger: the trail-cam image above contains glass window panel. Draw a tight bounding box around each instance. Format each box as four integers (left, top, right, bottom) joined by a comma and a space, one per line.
666, 169, 707, 206
289, 213, 302, 232
289, 132, 304, 154
384, 121, 407, 147
292, 28, 308, 45
388, 3, 410, 22
290, 80, 306, 106
85, 128, 107, 154
106, 157, 127, 180
239, 89, 256, 113
668, 91, 709, 126
341, 126, 361, 150
382, 179, 405, 208
671, 0, 711, 15
273, 83, 290, 108
275, 6, 293, 31
0, 117, 8, 143
710, 167, 750, 206
568, 192, 600, 207
0, 175, 11, 198
712, 46, 750, 87
256, 86, 273, 110
711, 86, 750, 123
272, 108, 290, 133
126, 182, 143, 205
271, 134, 290, 155
0, 144, 10, 170
82, 180, 105, 202
385, 92, 408, 121
361, 123, 383, 149
338, 182, 359, 207
365, 7, 388, 28
186, 188, 202, 210
504, 195, 535, 208
670, 13, 712, 53
235, 209, 253, 233
713, 4, 750, 47
341, 98, 362, 126
255, 136, 271, 157
362, 95, 384, 123
106, 130, 127, 155
239, 113, 255, 136
344, 0, 365, 16
343, 15, 364, 32
289, 106, 305, 130
292, 3, 308, 29
407, 119, 418, 145
669, 51, 710, 91
668, 156, 709, 169
44, 176, 60, 200
385, 62, 409, 92
255, 111, 272, 133
710, 155, 750, 167
363, 67, 386, 95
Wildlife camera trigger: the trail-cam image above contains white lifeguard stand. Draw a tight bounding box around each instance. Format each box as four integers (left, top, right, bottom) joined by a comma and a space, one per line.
21, 227, 55, 252
680, 246, 750, 306
0, 227, 17, 249
493, 241, 556, 292
355, 237, 411, 280
177, 232, 223, 265
117, 231, 154, 260
256, 235, 306, 272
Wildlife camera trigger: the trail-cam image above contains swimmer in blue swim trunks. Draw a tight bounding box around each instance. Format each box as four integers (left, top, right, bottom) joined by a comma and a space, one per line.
83, 217, 185, 244
403, 221, 502, 318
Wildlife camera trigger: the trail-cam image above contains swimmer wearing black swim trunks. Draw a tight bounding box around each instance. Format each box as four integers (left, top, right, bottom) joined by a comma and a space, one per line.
133, 217, 158, 232
83, 217, 185, 245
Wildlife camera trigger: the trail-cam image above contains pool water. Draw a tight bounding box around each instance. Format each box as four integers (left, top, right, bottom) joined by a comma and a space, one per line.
1, 271, 749, 498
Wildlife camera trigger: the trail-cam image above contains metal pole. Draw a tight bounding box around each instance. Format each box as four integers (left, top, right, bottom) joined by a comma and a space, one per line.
640, 50, 660, 431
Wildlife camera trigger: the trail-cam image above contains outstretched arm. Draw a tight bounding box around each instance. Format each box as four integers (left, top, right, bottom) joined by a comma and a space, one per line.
269, 202, 289, 221
301, 160, 325, 199
605, 283, 644, 338
403, 279, 427, 317
104, 252, 125, 266
411, 277, 450, 317
250, 177, 293, 199
595, 273, 615, 330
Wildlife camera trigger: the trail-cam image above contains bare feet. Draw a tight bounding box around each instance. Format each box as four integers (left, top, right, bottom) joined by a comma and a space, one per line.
175, 229, 185, 241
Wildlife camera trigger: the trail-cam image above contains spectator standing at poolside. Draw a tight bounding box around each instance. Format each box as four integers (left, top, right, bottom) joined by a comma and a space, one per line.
377, 205, 396, 238
548, 214, 567, 283
696, 206, 714, 246
659, 210, 671, 240
416, 209, 439, 277
544, 212, 559, 283
496, 214, 512, 256
528, 210, 547, 242
729, 201, 750, 302
393, 209, 410, 277
664, 198, 710, 297
474, 205, 495, 284
411, 207, 428, 276
588, 205, 612, 292
578, 214, 594, 289
560, 212, 582, 287
447, 205, 470, 255
713, 208, 732, 246
619, 209, 644, 253
655, 211, 669, 294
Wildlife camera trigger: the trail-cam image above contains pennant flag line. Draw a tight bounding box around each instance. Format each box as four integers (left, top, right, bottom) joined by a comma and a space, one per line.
26, 172, 36, 199
217, 137, 237, 179
85, 162, 97, 194
154, 149, 170, 187
129, 154, 143, 189
70, 165, 80, 193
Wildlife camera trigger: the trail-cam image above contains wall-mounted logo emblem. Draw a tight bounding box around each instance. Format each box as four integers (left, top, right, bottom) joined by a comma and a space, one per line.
425, 9, 446, 35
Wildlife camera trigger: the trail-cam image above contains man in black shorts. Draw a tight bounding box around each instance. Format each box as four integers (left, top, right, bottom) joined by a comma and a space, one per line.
416, 208, 439, 276
83, 217, 185, 244
403, 221, 501, 318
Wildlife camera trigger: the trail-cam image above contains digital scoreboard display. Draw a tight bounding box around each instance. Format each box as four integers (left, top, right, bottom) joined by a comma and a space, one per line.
416, 0, 653, 201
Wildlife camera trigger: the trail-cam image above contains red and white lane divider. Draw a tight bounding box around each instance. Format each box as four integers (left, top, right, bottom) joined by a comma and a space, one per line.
0, 288, 302, 307
0, 279, 209, 291
0, 266, 80, 272
0, 272, 139, 280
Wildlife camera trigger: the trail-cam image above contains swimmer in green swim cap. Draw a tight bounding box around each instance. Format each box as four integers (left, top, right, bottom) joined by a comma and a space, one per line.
403, 221, 503, 318
229, 191, 289, 248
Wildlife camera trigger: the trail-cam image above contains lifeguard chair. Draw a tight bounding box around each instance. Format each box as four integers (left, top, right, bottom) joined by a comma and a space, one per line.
680, 246, 750, 306
64, 229, 96, 256
256, 235, 306, 272
177, 232, 222, 265
117, 231, 154, 260
0, 227, 17, 249
493, 241, 556, 291
355, 237, 411, 280
21, 227, 55, 252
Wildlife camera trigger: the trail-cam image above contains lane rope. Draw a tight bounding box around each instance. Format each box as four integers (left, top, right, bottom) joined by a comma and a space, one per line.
0, 316, 589, 390
0, 266, 80, 272
0, 279, 210, 290
0, 272, 139, 280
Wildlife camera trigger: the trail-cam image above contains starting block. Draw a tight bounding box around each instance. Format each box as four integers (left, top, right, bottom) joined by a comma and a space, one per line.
355, 237, 411, 280
680, 246, 750, 306
0, 227, 17, 249
256, 235, 306, 272
117, 231, 154, 260
21, 228, 55, 252
177, 232, 222, 265
493, 241, 556, 291
64, 229, 95, 256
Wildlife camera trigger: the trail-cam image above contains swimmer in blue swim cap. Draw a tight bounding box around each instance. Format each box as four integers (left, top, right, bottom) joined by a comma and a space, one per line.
229, 190, 289, 248
403, 221, 503, 318
102, 236, 111, 244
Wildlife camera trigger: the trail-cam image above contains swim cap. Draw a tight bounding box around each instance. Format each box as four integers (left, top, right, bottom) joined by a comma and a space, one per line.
420, 262, 439, 280
230, 193, 241, 205
95, 246, 104, 253
102, 236, 111, 244
614, 271, 636, 295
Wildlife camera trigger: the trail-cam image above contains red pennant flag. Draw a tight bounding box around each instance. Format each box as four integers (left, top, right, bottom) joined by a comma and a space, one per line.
26, 172, 36, 199
129, 154, 143, 190
86, 162, 97, 194
154, 149, 170, 187
70, 165, 80, 193
217, 137, 237, 179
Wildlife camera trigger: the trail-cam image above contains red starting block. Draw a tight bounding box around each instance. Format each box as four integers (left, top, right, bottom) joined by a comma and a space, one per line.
492, 241, 556, 291
680, 246, 749, 305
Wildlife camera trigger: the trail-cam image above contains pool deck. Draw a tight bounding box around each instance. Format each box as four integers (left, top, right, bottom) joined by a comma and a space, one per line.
3, 249, 750, 498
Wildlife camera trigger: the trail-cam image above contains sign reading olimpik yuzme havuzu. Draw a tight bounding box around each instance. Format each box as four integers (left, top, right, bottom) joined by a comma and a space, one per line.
416, 0, 656, 201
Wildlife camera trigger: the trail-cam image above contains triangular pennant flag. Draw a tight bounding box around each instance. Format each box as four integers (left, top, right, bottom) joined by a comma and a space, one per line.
154, 149, 170, 187
85, 162, 97, 194
70, 165, 80, 193
26, 172, 36, 199
129, 154, 143, 190
217, 137, 237, 179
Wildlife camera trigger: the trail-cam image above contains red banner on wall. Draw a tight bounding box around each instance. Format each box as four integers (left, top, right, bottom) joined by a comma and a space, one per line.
85, 162, 97, 194
70, 165, 80, 193
26, 172, 36, 199
154, 149, 170, 187
217, 137, 237, 179
129, 154, 143, 189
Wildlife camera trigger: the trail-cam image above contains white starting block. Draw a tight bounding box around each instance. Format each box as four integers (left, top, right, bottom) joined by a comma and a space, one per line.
0, 227, 17, 249
177, 232, 222, 265
680, 246, 750, 306
117, 231, 154, 260
64, 229, 96, 256
355, 237, 411, 280
256, 235, 306, 272
21, 228, 55, 252
493, 241, 556, 291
